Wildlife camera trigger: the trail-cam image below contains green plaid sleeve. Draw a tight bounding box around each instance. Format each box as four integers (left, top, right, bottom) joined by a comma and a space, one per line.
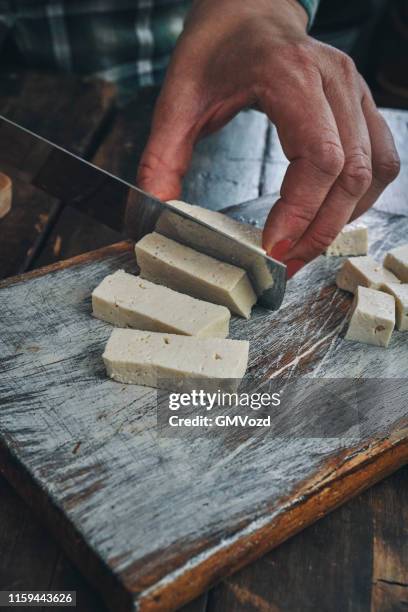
4, 1, 192, 101
1, 0, 321, 102
296, 0, 321, 28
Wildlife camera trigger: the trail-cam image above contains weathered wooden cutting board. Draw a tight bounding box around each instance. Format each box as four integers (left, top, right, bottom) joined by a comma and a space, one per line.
1, 201, 407, 611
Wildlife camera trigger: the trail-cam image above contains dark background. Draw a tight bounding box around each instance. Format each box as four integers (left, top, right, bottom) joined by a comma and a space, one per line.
311, 0, 408, 110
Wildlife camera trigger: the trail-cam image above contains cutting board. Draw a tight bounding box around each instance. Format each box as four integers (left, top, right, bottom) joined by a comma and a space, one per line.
1, 204, 408, 612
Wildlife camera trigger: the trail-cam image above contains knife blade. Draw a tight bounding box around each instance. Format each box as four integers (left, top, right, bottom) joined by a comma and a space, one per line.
0, 114, 286, 310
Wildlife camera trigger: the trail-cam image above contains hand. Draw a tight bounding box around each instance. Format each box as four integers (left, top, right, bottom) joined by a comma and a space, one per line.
137, 0, 400, 277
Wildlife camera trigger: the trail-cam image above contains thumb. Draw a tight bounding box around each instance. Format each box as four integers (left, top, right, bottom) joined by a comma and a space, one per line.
137, 86, 198, 201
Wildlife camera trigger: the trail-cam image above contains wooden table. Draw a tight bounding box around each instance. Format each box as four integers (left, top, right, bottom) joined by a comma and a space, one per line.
0, 69, 407, 612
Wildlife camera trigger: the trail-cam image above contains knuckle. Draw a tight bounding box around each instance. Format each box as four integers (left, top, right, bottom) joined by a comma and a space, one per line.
256, 42, 318, 91
359, 74, 372, 97
307, 140, 345, 178
373, 154, 401, 185
276, 40, 314, 66
290, 41, 316, 68
307, 228, 336, 253
338, 52, 357, 77
338, 153, 372, 198
291, 206, 317, 225
282, 202, 317, 226
137, 162, 155, 187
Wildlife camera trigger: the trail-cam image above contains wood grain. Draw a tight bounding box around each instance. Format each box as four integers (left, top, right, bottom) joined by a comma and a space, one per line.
32, 206, 121, 269
209, 466, 408, 612
0, 241, 132, 289
0, 477, 59, 593
0, 70, 116, 280
0, 70, 115, 156
370, 468, 408, 612
0, 477, 108, 612
0, 176, 59, 278
0, 203, 407, 612
0, 106, 406, 612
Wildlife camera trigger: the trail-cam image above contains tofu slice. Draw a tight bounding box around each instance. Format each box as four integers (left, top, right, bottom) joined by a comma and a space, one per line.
92, 270, 230, 338
336, 256, 400, 294
380, 282, 408, 331
384, 244, 408, 282
103, 328, 249, 390
345, 286, 395, 347
165, 200, 265, 252
325, 223, 368, 256
135, 232, 257, 318
155, 200, 273, 295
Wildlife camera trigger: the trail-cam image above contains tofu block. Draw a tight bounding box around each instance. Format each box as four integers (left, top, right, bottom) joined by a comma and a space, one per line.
345, 286, 395, 347
103, 328, 249, 390
92, 270, 230, 338
336, 256, 400, 294
135, 232, 257, 318
380, 282, 408, 331
165, 200, 265, 252
384, 244, 408, 282
155, 200, 273, 295
325, 223, 368, 256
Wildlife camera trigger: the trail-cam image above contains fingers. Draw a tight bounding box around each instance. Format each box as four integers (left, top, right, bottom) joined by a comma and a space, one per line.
261, 80, 345, 258
350, 84, 400, 221
137, 82, 199, 200
137, 76, 253, 201
262, 57, 400, 279
281, 59, 373, 268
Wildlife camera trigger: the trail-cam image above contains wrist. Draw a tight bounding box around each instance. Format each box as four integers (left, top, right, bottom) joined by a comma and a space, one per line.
190, 0, 309, 36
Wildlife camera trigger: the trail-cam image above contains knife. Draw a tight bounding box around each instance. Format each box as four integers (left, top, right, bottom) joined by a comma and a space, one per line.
0, 114, 286, 310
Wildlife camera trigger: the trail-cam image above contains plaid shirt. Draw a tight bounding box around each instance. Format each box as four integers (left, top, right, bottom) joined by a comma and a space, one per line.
0, 0, 320, 101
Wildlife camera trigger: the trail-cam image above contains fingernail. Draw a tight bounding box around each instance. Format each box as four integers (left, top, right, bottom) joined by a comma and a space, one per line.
286, 259, 305, 278
269, 239, 294, 260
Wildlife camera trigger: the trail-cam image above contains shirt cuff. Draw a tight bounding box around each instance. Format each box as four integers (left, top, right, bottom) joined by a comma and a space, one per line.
295, 0, 320, 28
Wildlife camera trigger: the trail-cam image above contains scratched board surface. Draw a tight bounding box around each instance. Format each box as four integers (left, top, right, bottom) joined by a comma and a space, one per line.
1, 204, 408, 612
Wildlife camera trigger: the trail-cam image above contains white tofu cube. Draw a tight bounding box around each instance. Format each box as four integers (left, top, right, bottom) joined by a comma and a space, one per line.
380, 282, 408, 331
103, 329, 249, 390
336, 256, 400, 294
345, 286, 395, 347
157, 200, 273, 295
135, 232, 257, 318
165, 200, 264, 252
92, 270, 231, 338
384, 244, 408, 282
326, 223, 368, 257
